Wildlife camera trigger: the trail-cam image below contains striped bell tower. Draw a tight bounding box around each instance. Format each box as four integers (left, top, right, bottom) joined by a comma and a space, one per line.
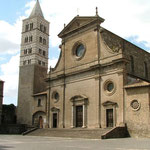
17, 0, 49, 125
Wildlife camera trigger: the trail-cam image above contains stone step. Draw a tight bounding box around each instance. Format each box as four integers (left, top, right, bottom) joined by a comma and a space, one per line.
27, 128, 111, 139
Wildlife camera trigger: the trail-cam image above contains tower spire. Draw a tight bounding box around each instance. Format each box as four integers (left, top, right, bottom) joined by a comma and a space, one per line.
29, 0, 44, 18
96, 7, 98, 16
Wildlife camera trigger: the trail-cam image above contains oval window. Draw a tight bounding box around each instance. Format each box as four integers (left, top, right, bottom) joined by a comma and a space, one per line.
52, 92, 59, 102
54, 92, 59, 100
107, 82, 114, 92
76, 44, 85, 57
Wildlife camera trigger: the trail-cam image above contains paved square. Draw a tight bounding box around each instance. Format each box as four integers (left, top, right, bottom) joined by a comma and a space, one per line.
0, 135, 150, 150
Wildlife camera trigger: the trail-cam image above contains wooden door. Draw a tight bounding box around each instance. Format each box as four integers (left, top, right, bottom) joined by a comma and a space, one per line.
76, 106, 83, 127
106, 109, 113, 127
53, 113, 57, 128
39, 116, 43, 128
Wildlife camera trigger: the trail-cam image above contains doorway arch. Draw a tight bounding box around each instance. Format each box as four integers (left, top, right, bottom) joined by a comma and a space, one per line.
32, 111, 46, 128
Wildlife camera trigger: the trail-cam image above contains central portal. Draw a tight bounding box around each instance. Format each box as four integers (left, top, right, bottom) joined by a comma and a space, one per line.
76, 106, 83, 127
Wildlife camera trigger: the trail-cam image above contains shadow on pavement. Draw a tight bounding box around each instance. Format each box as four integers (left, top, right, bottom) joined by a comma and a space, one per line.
0, 145, 13, 150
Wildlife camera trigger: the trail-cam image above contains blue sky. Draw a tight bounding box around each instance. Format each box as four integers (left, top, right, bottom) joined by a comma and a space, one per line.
0, 0, 28, 24
0, 0, 150, 105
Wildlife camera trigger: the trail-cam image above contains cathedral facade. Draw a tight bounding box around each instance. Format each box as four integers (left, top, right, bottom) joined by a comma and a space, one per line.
17, 0, 150, 137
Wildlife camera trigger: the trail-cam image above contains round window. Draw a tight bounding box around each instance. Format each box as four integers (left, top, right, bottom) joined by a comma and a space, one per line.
107, 82, 114, 92
131, 100, 140, 110
104, 80, 116, 96
76, 44, 85, 57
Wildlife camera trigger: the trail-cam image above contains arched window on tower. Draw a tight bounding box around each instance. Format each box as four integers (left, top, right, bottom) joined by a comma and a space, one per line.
30, 23, 33, 30
144, 61, 148, 78
39, 37, 42, 43
25, 24, 29, 32
29, 36, 33, 42
44, 26, 46, 33
130, 56, 134, 73
43, 39, 46, 45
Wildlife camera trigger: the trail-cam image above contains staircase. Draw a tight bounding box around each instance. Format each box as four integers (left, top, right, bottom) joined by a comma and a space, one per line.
27, 128, 111, 139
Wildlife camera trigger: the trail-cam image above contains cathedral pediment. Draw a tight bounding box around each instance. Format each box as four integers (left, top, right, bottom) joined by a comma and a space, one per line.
58, 16, 104, 38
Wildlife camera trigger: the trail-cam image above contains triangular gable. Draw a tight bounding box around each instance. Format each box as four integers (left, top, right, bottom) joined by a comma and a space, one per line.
58, 16, 104, 38
102, 101, 117, 106
51, 107, 60, 112
70, 95, 88, 102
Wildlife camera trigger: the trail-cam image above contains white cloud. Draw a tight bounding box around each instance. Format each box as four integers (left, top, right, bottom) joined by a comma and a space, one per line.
48, 58, 58, 69
38, 0, 150, 49
0, 54, 19, 105
0, 38, 19, 54
0, 18, 23, 54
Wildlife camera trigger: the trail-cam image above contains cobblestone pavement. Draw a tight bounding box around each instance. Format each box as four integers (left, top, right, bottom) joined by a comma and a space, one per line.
0, 135, 150, 150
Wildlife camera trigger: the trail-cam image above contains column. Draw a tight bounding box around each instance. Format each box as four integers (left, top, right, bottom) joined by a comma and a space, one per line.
71, 105, 75, 128
82, 104, 86, 128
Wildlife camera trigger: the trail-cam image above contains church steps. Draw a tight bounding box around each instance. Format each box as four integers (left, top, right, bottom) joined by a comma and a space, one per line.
26, 128, 111, 139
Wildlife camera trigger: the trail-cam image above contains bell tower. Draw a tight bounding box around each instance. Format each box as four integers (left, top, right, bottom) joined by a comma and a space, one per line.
17, 0, 49, 125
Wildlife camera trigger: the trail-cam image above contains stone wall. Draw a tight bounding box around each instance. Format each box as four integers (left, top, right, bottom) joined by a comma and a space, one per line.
124, 40, 150, 81
125, 85, 150, 137
17, 65, 47, 125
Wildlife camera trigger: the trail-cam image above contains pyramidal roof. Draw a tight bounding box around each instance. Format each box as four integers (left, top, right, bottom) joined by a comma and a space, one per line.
29, 0, 44, 18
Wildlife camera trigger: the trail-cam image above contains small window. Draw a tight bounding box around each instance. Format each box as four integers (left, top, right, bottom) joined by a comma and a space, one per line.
42, 62, 45, 66
52, 92, 59, 102
38, 99, 41, 107
39, 37, 42, 43
144, 61, 148, 78
28, 59, 31, 64
107, 82, 114, 92
43, 39, 46, 45
38, 60, 41, 65
39, 49, 42, 54
24, 37, 28, 43
104, 80, 116, 96
30, 23, 33, 30
24, 49, 27, 54
43, 51, 46, 56
44, 26, 46, 33
40, 24, 43, 31
23, 61, 26, 65
29, 36, 32, 42
25, 24, 29, 32
54, 93, 59, 100
28, 48, 32, 54
130, 56, 134, 73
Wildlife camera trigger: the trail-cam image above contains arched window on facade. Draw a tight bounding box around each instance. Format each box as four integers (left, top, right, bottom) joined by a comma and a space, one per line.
130, 56, 134, 73
144, 61, 148, 78
38, 99, 41, 107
